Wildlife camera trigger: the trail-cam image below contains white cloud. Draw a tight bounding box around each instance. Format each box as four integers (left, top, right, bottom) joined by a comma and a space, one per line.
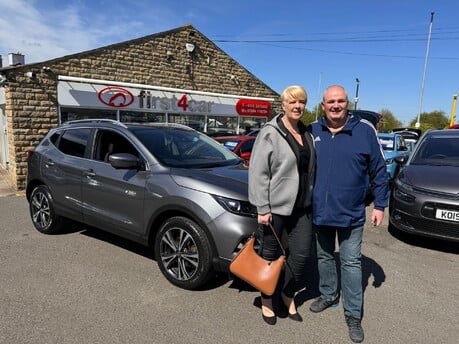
0, 0, 185, 65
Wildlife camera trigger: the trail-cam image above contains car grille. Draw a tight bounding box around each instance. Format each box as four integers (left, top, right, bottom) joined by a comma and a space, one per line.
396, 211, 459, 240
412, 186, 459, 201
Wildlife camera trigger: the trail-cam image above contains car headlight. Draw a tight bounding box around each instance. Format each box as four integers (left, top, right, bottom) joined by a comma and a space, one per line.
394, 178, 415, 202
395, 177, 412, 191
213, 195, 257, 217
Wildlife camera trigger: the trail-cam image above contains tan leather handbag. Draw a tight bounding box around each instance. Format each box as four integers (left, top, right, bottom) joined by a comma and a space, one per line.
229, 224, 286, 296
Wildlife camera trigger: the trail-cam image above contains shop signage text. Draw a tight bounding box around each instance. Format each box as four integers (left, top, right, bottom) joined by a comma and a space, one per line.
138, 91, 213, 113
236, 99, 271, 117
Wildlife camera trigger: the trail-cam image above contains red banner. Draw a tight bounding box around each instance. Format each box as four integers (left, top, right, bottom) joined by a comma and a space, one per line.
236, 99, 270, 117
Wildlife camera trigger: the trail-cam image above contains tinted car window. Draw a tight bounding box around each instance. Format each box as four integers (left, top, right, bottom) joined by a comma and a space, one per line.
50, 132, 60, 145
58, 128, 91, 158
240, 139, 254, 154
94, 129, 139, 162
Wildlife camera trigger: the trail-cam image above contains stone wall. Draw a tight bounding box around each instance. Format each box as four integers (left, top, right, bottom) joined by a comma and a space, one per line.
2, 25, 281, 190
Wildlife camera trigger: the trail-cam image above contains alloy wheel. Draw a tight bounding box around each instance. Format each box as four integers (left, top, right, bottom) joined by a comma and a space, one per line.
31, 191, 51, 229
159, 226, 199, 281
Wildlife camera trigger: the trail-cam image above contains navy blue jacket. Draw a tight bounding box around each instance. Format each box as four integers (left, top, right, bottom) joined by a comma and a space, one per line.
309, 114, 389, 228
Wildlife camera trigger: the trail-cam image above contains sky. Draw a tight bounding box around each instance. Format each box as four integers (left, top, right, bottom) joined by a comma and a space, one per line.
1, 0, 458, 126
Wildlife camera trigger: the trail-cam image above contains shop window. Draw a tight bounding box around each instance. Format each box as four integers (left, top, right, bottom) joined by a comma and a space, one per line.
60, 108, 117, 123
240, 117, 265, 134
168, 114, 205, 132
206, 116, 233, 135
120, 111, 164, 123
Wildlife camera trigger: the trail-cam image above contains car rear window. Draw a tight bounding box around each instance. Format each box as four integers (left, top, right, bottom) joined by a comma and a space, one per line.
379, 137, 394, 150
58, 128, 91, 158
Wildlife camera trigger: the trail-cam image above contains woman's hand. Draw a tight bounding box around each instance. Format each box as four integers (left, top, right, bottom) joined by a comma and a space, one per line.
258, 213, 272, 225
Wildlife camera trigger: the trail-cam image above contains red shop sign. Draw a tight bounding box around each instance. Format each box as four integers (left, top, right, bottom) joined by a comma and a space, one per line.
236, 99, 270, 117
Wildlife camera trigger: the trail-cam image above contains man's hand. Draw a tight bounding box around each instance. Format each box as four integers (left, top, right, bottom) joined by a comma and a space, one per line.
370, 209, 385, 226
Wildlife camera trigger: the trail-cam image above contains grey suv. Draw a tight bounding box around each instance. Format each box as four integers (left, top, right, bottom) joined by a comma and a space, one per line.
26, 119, 257, 289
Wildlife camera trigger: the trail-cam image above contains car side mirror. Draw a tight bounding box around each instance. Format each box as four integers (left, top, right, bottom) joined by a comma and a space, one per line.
109, 153, 140, 169
394, 155, 408, 165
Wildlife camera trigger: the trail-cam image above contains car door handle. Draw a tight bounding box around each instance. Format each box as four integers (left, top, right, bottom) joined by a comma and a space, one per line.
83, 170, 96, 178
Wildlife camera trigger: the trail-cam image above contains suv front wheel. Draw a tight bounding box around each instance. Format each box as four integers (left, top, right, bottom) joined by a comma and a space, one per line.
154, 216, 213, 289
29, 185, 64, 234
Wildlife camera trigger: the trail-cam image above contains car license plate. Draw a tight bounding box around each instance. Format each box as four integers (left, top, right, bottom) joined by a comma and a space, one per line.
435, 208, 459, 222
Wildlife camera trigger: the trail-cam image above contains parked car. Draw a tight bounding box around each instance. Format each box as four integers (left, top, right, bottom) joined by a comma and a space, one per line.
26, 119, 258, 289
377, 132, 411, 180
213, 135, 256, 163
392, 127, 422, 150
246, 128, 261, 137
349, 109, 382, 129
389, 129, 459, 243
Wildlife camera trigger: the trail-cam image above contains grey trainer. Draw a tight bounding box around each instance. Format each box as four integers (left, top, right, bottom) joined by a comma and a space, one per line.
345, 315, 364, 343
309, 296, 339, 313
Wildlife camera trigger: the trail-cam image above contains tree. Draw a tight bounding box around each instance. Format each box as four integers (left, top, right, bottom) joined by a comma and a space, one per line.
379, 109, 402, 132
301, 108, 317, 125
408, 111, 449, 131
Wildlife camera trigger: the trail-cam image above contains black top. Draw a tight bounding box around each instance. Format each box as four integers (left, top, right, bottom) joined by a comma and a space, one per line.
277, 116, 311, 208
292, 135, 311, 208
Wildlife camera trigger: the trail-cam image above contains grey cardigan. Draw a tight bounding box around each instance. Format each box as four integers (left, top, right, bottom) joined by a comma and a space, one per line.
248, 115, 315, 216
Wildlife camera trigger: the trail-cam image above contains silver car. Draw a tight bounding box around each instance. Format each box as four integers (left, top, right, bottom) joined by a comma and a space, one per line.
26, 119, 258, 289
389, 129, 459, 243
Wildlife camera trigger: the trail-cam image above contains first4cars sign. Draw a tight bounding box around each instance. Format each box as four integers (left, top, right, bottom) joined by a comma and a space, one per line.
58, 80, 272, 117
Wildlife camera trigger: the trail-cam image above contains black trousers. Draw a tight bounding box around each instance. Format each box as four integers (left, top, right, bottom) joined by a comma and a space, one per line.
259, 207, 314, 298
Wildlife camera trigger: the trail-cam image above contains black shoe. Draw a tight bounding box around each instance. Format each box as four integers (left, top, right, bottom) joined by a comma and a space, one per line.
287, 311, 303, 322
309, 296, 339, 313
280, 293, 303, 322
262, 312, 276, 325
345, 315, 364, 343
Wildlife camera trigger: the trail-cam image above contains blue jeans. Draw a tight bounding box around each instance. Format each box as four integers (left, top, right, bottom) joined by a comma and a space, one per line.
314, 225, 363, 319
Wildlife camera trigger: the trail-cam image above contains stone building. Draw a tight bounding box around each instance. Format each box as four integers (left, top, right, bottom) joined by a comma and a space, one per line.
0, 24, 280, 190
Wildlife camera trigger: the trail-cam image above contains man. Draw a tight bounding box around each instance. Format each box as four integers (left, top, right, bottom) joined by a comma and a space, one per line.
308, 85, 389, 343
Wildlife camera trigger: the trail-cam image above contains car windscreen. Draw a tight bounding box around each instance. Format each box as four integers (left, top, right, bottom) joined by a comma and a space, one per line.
411, 135, 459, 166
131, 126, 241, 167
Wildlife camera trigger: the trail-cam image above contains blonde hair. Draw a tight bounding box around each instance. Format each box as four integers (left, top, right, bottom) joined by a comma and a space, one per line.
280, 85, 308, 103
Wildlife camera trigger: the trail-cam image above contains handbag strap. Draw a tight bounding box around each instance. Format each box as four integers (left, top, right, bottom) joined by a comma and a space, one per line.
266, 222, 286, 256
265, 222, 294, 276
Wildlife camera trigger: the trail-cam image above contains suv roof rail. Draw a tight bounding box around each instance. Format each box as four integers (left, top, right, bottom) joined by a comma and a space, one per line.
62, 119, 127, 128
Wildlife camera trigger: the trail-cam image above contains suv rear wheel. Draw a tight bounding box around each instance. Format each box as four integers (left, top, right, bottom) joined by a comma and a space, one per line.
154, 216, 213, 289
29, 185, 64, 234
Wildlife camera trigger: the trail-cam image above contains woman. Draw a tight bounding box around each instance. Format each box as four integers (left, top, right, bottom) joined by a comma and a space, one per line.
248, 85, 316, 325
